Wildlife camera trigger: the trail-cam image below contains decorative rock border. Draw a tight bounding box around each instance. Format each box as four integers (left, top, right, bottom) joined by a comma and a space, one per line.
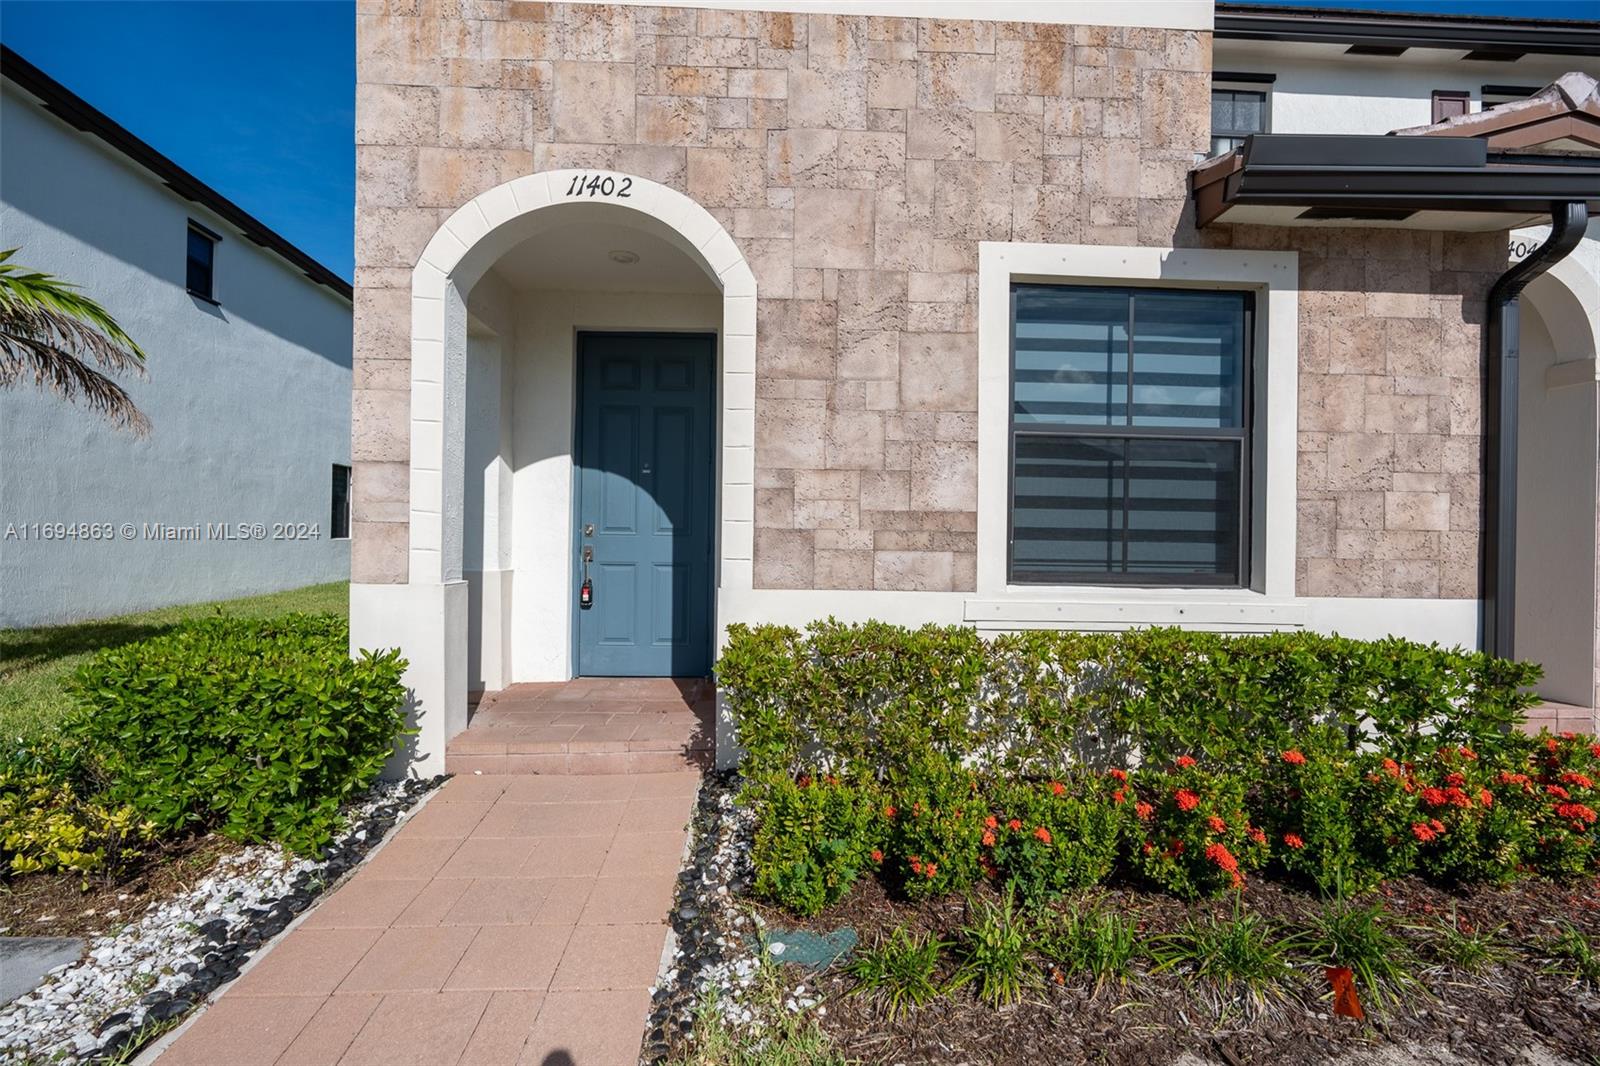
641, 770, 765, 1063
0, 776, 444, 1065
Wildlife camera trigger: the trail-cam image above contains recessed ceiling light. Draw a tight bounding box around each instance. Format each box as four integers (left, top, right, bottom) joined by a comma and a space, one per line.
608, 249, 639, 264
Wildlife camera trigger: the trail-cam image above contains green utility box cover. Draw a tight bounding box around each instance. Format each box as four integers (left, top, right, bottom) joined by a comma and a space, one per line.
763, 927, 858, 970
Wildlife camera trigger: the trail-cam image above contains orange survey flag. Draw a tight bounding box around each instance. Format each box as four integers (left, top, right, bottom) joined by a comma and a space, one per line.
1325, 966, 1364, 1020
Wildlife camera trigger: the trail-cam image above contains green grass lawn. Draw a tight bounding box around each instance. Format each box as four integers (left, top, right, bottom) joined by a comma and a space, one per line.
0, 582, 348, 747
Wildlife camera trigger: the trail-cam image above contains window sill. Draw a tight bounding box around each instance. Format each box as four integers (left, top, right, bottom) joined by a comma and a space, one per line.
187, 289, 221, 307
964, 593, 1306, 631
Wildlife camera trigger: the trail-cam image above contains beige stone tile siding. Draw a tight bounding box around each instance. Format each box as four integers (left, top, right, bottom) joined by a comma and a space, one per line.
352, 0, 1503, 599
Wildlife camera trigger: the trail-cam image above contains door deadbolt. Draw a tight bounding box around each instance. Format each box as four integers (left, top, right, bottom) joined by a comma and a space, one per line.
584, 524, 595, 537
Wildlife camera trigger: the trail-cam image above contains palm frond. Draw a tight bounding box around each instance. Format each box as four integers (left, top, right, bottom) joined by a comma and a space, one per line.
0, 248, 150, 434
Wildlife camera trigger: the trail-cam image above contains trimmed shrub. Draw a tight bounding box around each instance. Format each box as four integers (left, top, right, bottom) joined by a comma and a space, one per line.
983, 773, 1127, 904
1129, 756, 1268, 897
67, 615, 407, 855
719, 622, 1542, 783
1258, 730, 1369, 894
751, 774, 882, 916
883, 757, 988, 901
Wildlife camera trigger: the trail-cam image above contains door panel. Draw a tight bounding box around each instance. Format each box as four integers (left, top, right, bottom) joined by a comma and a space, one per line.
575, 333, 715, 677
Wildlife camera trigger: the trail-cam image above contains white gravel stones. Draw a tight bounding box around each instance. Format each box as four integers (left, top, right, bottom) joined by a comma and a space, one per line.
0, 778, 434, 1065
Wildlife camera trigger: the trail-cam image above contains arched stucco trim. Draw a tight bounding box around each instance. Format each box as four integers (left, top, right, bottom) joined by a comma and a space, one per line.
1524, 254, 1600, 384
405, 170, 757, 607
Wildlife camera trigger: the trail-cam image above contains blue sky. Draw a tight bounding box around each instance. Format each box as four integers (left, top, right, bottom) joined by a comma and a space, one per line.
1, 0, 355, 282
0, 0, 1593, 285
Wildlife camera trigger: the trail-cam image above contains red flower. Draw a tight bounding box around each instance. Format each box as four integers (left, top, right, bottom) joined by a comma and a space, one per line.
1034, 826, 1052, 844
1382, 758, 1402, 778
1135, 801, 1154, 821
1207, 815, 1227, 833
1283, 833, 1305, 849
1050, 780, 1066, 796
1175, 789, 1200, 812
1411, 822, 1437, 843
984, 815, 998, 830
797, 774, 812, 788
1421, 787, 1448, 807
1175, 755, 1197, 769
1459, 746, 1478, 760
924, 862, 938, 879
909, 857, 923, 874
1561, 731, 1578, 741
1107, 768, 1129, 782
1547, 737, 1560, 753
1142, 840, 1155, 854
1561, 772, 1594, 789
1589, 743, 1600, 759
1248, 825, 1266, 844
1479, 789, 1494, 807
1445, 787, 1473, 809
1548, 784, 1572, 800
884, 805, 897, 818
1113, 789, 1127, 804
1007, 818, 1022, 831
1445, 772, 1466, 787
1499, 771, 1531, 787
981, 830, 996, 847
1204, 842, 1238, 872
1555, 802, 1598, 825
1429, 818, 1446, 834
870, 849, 884, 863
1281, 750, 1307, 765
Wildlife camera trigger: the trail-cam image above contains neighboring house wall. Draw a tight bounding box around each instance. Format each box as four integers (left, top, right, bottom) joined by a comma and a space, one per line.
0, 81, 352, 626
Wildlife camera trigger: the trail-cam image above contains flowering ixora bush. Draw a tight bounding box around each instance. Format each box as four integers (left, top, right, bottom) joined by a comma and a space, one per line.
722, 621, 1600, 913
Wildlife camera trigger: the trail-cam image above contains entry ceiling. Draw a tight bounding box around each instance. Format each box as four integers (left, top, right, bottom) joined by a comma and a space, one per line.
488, 221, 717, 294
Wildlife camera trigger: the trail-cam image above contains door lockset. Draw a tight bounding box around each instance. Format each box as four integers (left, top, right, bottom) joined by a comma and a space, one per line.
579, 545, 594, 609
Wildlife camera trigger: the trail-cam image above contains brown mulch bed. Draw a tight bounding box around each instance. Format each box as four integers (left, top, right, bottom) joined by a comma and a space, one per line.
764, 875, 1600, 1065
0, 834, 242, 940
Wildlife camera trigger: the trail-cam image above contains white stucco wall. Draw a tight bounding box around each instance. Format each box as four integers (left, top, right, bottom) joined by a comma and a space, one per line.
1515, 302, 1597, 706
0, 82, 352, 626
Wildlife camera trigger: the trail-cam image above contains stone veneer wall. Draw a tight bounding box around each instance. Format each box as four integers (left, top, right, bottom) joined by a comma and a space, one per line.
352, 0, 1504, 600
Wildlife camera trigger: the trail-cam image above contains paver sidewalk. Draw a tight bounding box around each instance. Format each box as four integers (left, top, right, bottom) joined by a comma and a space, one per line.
154, 771, 698, 1066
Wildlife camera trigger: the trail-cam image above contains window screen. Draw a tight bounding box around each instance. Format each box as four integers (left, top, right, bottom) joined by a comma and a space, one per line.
1009, 285, 1252, 586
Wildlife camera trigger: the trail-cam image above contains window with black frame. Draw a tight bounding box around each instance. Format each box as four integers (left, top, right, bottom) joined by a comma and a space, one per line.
1009, 284, 1252, 587
186, 222, 217, 302
1210, 87, 1267, 156
331, 464, 351, 540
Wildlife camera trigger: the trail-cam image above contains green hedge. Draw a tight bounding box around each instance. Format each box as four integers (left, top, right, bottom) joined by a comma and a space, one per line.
718, 622, 1541, 782
718, 622, 1600, 915
64, 614, 408, 855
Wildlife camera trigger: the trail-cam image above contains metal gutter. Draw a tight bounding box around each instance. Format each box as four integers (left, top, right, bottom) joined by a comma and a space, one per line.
1215, 3, 1600, 58
1481, 202, 1589, 660
0, 45, 352, 302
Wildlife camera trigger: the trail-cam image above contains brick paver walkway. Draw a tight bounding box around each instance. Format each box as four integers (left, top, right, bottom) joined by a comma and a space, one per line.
155, 769, 698, 1066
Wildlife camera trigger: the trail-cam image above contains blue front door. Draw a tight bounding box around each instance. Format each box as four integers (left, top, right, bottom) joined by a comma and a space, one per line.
575, 333, 715, 677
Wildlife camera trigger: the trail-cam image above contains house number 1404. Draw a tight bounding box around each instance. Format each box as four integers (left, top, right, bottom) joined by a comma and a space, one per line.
563, 173, 632, 198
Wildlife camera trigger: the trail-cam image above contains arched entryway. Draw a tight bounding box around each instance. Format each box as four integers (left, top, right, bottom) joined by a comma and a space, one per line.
1515, 252, 1600, 713
366, 171, 756, 775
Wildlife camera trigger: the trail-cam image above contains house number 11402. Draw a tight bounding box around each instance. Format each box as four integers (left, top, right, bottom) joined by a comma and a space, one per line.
563, 173, 632, 198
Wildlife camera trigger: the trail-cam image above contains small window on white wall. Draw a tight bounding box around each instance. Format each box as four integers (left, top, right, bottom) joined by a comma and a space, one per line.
331, 464, 351, 540
186, 221, 218, 302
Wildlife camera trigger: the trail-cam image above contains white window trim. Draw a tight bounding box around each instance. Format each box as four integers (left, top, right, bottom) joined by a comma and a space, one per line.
972, 241, 1302, 630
